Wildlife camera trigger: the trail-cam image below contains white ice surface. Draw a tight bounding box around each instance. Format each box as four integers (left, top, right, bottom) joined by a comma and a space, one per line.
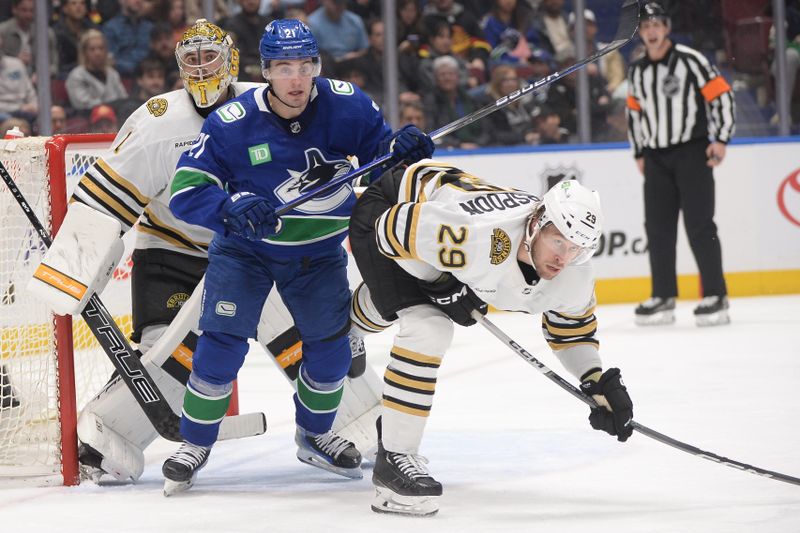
2, 295, 799, 533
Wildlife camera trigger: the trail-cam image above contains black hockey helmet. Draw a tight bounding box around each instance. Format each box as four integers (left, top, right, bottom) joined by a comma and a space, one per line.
641, 2, 670, 25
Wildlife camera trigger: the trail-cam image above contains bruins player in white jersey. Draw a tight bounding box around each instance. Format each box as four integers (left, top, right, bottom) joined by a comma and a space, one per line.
348, 161, 635, 516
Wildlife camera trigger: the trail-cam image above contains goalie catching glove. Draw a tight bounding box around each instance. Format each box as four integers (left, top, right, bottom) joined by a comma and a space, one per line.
417, 273, 488, 327
221, 192, 282, 241
580, 367, 634, 442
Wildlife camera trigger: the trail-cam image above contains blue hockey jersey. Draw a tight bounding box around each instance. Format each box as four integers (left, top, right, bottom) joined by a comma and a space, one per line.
169, 78, 392, 256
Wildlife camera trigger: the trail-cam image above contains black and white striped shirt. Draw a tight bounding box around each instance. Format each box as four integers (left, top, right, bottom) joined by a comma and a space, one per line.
626, 43, 735, 157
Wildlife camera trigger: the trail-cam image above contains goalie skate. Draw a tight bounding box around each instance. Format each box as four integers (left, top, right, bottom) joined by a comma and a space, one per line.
162, 441, 211, 497
371, 446, 442, 517
295, 428, 363, 479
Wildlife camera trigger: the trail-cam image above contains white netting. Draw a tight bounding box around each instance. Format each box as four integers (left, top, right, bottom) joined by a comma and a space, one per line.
0, 136, 129, 485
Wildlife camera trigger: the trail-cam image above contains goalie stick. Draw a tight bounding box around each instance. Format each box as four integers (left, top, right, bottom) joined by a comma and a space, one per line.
476, 313, 800, 487
274, 0, 641, 216
0, 159, 266, 443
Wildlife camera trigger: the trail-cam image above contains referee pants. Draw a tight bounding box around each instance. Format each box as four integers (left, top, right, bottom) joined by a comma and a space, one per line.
642, 139, 727, 298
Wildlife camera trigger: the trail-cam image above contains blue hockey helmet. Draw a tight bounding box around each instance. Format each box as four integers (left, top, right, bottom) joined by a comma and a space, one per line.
260, 19, 320, 67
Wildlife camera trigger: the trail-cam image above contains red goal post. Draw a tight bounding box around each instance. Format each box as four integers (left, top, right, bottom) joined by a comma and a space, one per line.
0, 134, 234, 486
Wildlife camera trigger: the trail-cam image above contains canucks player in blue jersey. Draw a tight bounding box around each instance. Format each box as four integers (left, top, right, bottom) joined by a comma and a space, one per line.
162, 19, 434, 495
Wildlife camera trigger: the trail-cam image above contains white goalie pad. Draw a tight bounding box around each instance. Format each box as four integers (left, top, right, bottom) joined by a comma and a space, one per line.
78, 356, 186, 482
27, 202, 124, 315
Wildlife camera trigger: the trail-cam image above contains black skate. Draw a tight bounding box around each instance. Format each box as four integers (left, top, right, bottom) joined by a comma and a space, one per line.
693, 295, 730, 327
634, 297, 675, 325
162, 441, 211, 496
348, 334, 366, 378
295, 428, 362, 479
371, 444, 442, 517
78, 443, 107, 484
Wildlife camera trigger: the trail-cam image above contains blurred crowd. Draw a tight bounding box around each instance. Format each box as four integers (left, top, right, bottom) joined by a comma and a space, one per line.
0, 0, 780, 146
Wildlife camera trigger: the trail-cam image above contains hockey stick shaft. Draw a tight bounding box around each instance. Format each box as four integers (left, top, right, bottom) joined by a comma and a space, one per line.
0, 160, 266, 442
476, 313, 800, 487
275, 0, 641, 216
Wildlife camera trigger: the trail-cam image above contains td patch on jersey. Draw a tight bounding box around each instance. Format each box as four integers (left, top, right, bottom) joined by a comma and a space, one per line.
490, 228, 512, 265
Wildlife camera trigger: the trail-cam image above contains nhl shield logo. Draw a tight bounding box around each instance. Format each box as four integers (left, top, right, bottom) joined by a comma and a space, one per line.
662, 74, 680, 97
539, 164, 582, 195
290, 121, 301, 134
490, 228, 512, 265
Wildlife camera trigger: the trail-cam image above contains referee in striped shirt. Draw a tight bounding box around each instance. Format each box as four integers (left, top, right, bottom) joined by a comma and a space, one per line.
626, 2, 734, 327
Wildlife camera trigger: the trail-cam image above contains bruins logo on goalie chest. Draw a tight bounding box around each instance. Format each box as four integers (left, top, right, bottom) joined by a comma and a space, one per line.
490, 228, 511, 265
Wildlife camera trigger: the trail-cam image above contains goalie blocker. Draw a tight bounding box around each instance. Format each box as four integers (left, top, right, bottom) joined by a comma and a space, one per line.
27, 203, 124, 316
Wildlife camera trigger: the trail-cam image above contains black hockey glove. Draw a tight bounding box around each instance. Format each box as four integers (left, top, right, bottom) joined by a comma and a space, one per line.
417, 273, 487, 327
221, 192, 282, 241
389, 125, 435, 164
580, 368, 634, 442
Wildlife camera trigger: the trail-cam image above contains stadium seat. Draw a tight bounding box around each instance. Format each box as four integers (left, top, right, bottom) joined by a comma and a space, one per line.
731, 16, 772, 76
720, 0, 769, 62
51, 79, 69, 106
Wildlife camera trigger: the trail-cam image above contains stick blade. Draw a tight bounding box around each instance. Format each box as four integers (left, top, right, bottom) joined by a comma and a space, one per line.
612, 0, 642, 45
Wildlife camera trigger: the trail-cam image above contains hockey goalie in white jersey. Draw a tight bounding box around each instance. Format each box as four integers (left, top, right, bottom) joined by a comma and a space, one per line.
29, 19, 381, 484
348, 161, 635, 517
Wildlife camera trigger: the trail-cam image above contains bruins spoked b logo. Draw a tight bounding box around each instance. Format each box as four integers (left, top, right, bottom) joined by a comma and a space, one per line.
490, 228, 511, 265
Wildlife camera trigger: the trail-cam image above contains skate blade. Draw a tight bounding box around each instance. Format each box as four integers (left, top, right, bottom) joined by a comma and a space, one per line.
371, 486, 439, 517
635, 311, 675, 326
163, 476, 196, 497
296, 450, 363, 479
695, 310, 730, 327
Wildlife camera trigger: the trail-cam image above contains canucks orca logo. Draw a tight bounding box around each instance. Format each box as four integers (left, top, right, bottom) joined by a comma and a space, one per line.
275, 148, 353, 214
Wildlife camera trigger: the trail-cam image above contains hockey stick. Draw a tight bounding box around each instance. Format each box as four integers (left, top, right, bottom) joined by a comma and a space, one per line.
275, 0, 641, 217
476, 314, 800, 487
0, 160, 266, 442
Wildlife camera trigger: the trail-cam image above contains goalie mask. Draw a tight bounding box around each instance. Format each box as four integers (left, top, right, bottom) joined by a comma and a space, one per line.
524, 180, 603, 266
176, 19, 239, 108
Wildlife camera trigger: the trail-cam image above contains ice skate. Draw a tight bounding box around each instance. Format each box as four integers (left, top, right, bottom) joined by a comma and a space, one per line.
371, 445, 442, 517
162, 441, 211, 496
634, 297, 675, 325
694, 296, 730, 326
78, 443, 109, 483
295, 428, 363, 479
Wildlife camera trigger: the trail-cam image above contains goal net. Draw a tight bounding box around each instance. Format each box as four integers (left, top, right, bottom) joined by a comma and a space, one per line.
0, 134, 129, 486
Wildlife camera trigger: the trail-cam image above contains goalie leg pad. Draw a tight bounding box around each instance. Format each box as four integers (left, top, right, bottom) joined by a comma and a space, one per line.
77, 344, 188, 482
77, 411, 146, 482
